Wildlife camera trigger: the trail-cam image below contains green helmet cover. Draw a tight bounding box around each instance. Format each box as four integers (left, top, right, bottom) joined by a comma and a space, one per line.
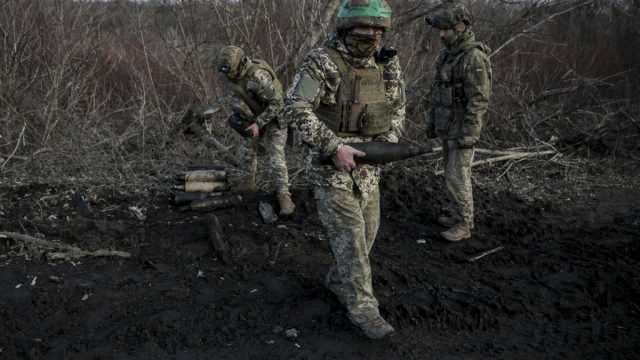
337, 0, 392, 32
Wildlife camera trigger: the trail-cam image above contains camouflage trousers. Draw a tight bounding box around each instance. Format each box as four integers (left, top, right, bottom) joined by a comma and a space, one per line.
237, 123, 290, 194
442, 139, 475, 227
314, 186, 381, 317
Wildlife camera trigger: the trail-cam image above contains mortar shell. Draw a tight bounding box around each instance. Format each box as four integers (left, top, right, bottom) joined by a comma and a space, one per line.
180, 194, 243, 212
173, 191, 223, 205
173, 181, 229, 193
176, 170, 227, 182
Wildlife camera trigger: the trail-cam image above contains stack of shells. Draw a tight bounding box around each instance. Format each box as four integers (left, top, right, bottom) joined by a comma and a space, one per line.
173, 166, 242, 211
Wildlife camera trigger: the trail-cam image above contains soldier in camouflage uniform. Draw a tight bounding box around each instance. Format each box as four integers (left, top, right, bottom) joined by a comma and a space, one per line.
424, 1, 492, 241
215, 46, 295, 216
284, 0, 405, 339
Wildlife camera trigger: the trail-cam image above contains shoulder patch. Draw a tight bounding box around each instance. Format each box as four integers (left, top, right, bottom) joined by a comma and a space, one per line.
292, 73, 321, 102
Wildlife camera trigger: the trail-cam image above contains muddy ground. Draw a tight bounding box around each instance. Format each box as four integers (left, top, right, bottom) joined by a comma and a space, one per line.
1, 159, 639, 359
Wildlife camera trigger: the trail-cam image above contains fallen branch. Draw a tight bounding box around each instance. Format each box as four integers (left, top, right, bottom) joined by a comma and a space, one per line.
435, 150, 557, 175
467, 246, 505, 263
0, 232, 131, 261
427, 147, 538, 156
474, 148, 531, 156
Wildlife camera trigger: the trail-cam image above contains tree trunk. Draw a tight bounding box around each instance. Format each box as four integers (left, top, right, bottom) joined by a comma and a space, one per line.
281, 0, 341, 73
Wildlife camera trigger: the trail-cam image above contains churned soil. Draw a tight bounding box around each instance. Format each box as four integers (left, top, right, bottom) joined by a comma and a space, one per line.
1, 161, 639, 359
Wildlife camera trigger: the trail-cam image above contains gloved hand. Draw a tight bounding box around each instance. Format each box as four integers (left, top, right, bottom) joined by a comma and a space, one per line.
227, 114, 252, 138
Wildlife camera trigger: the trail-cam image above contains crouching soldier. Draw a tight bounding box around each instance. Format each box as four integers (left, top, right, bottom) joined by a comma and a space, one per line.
215, 46, 295, 216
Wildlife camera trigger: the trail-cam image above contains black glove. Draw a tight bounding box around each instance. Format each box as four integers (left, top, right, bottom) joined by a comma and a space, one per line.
227, 114, 252, 138
375, 47, 397, 64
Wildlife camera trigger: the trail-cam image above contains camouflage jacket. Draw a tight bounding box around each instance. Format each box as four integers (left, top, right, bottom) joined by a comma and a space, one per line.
426, 31, 492, 142
284, 36, 406, 194
227, 60, 284, 129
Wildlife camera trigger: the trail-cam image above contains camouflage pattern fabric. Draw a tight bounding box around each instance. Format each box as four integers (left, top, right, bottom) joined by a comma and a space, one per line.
426, 30, 491, 143
284, 35, 405, 319
227, 60, 290, 194
245, 68, 286, 129
235, 123, 290, 194
314, 186, 381, 317
443, 140, 475, 227
284, 35, 406, 194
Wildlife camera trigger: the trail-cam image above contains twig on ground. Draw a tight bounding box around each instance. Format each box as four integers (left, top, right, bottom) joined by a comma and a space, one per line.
467, 246, 505, 263
0, 232, 131, 261
435, 150, 557, 175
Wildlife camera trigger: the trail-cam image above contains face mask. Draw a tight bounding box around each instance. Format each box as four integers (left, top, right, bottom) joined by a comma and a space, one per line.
439, 29, 459, 48
345, 34, 381, 58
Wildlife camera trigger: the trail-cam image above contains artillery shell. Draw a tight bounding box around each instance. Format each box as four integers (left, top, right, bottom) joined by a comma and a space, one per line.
318, 142, 433, 165
173, 191, 223, 205
173, 181, 229, 193
176, 170, 227, 182
180, 194, 243, 212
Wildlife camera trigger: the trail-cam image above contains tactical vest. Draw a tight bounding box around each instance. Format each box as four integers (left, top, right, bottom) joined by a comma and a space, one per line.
430, 43, 485, 134
227, 59, 283, 118
316, 48, 391, 138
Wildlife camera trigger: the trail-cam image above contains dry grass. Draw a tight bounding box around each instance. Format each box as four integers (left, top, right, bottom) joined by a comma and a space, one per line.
0, 0, 638, 186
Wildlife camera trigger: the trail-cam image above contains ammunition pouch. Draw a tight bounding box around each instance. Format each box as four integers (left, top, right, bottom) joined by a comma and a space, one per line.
432, 81, 465, 132
431, 43, 489, 137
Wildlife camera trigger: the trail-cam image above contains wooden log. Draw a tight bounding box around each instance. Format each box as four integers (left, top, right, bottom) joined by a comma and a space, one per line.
0, 232, 131, 261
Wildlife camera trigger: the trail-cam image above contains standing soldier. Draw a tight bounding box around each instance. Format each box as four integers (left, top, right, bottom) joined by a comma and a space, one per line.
285, 0, 405, 339
424, 1, 492, 242
215, 46, 295, 216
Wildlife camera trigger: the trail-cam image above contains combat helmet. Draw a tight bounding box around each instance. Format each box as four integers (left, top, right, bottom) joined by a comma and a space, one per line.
215, 45, 247, 79
336, 0, 393, 32
425, 1, 471, 30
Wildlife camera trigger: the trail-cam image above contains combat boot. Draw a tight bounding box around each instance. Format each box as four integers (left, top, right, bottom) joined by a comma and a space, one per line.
348, 312, 395, 340
437, 215, 458, 228
441, 222, 471, 242
277, 192, 295, 216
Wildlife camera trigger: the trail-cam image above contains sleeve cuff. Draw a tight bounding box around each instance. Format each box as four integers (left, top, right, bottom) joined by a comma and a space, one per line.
324, 138, 344, 157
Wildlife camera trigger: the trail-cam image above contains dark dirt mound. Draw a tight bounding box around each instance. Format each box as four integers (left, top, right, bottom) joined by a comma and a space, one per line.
1, 165, 639, 359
